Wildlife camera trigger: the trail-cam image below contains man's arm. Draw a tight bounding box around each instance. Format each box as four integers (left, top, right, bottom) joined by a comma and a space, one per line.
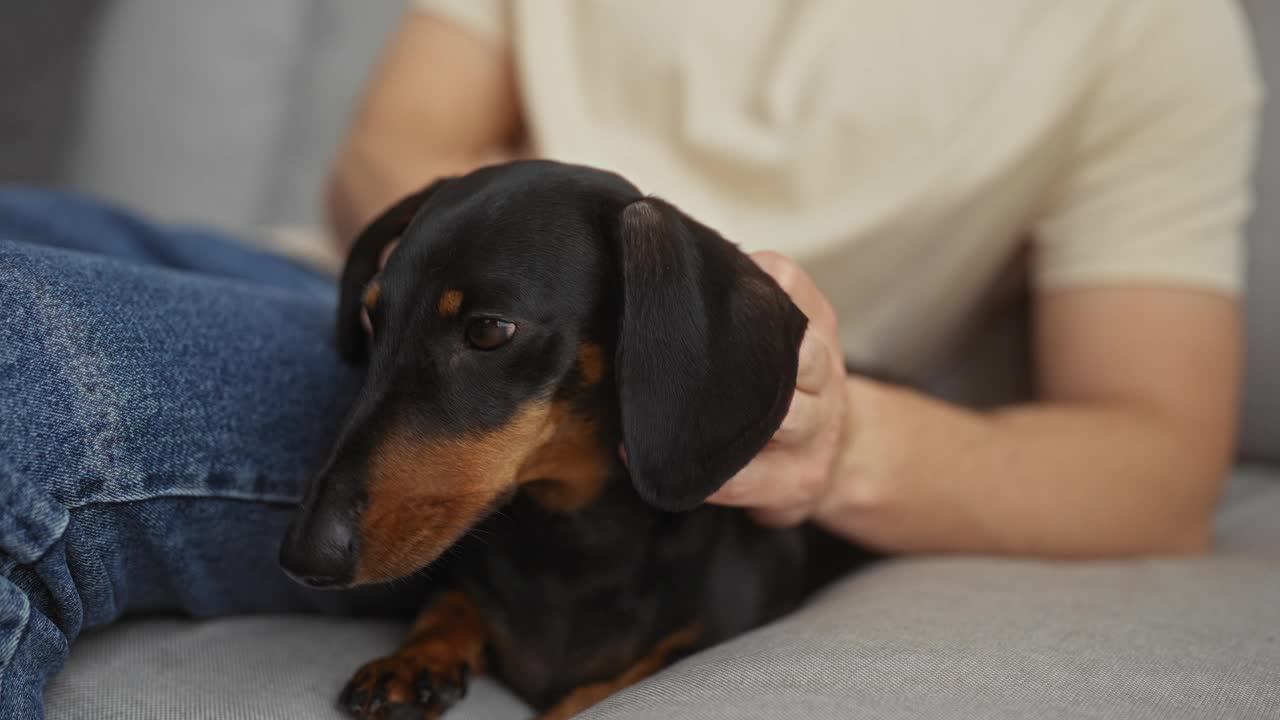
326, 11, 520, 247
815, 286, 1240, 557
712, 3, 1255, 557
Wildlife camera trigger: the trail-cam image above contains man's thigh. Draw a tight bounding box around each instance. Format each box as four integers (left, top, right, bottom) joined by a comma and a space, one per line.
0, 192, 417, 625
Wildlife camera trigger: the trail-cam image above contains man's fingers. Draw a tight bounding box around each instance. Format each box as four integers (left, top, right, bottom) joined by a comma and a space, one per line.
795, 332, 832, 394
774, 391, 822, 445
749, 251, 839, 338
749, 504, 811, 529
706, 458, 789, 508
704, 471, 759, 507
706, 450, 825, 511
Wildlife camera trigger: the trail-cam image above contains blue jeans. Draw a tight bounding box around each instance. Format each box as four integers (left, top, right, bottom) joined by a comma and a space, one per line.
0, 190, 423, 719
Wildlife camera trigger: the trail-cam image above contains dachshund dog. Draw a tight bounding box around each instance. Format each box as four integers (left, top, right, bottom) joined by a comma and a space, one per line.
279, 160, 870, 719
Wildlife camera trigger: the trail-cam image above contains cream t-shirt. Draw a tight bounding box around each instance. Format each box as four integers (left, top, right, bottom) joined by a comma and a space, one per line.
413, 0, 1261, 374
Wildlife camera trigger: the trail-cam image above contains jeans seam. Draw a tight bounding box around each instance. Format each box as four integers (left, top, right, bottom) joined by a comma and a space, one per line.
68, 491, 301, 630
65, 488, 301, 511
2, 490, 298, 572
0, 489, 303, 711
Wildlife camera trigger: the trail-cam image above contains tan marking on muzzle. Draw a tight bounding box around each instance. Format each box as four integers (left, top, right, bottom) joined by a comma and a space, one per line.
355, 401, 555, 584
355, 397, 617, 583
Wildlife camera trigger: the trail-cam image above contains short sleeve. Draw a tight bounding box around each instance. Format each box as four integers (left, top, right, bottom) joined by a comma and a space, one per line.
1033, 1, 1263, 295
411, 0, 509, 45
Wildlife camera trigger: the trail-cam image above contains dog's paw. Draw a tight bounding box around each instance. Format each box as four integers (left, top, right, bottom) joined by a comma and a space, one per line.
340, 652, 469, 719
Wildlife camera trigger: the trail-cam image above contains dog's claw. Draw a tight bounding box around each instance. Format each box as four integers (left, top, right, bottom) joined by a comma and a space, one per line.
413, 670, 440, 707
415, 663, 468, 708
341, 655, 469, 719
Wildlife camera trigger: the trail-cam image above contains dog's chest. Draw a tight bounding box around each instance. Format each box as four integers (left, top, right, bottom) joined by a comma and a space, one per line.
455, 493, 817, 708
459, 498, 704, 706
479, 583, 665, 707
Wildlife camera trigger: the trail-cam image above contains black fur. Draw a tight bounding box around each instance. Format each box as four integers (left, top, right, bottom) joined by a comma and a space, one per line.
614, 197, 809, 511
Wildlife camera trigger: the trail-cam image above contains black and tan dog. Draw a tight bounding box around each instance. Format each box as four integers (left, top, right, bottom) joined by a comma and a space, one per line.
279, 160, 869, 720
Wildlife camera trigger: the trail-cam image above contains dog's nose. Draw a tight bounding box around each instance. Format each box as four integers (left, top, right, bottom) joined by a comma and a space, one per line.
278, 506, 358, 588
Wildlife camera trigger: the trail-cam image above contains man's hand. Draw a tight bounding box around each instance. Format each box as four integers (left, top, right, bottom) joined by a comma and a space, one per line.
694, 251, 1238, 559
703, 251, 851, 527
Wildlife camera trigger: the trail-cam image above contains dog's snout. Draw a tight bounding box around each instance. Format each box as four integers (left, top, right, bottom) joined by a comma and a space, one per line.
279, 501, 358, 588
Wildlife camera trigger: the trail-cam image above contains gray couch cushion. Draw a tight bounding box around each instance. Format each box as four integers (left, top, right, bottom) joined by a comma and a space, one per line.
65, 0, 401, 238
46, 468, 1280, 720
1241, 0, 1280, 462
0, 1, 105, 184
45, 617, 531, 720
577, 466, 1280, 720
67, 0, 309, 235
584, 558, 1280, 720
258, 0, 404, 233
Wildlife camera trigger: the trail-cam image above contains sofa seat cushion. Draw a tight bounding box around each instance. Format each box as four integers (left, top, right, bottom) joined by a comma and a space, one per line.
47, 468, 1280, 720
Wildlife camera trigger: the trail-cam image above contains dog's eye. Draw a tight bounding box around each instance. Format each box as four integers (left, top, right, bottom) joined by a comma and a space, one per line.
466, 318, 516, 350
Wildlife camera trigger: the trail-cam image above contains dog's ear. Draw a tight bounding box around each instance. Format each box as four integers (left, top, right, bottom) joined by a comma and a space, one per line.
613, 197, 808, 512
336, 181, 447, 365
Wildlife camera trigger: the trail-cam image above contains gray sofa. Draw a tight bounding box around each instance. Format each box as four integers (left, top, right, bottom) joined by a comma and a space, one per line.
7, 1, 1277, 718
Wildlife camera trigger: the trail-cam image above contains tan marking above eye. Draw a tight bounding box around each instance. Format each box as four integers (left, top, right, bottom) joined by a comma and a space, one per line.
362, 281, 381, 310
577, 342, 606, 386
438, 290, 463, 318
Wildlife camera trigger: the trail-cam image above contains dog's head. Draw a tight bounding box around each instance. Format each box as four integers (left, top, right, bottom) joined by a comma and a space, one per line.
278, 160, 807, 588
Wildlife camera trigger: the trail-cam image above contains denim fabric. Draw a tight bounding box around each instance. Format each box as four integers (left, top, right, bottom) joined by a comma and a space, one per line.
0, 190, 423, 720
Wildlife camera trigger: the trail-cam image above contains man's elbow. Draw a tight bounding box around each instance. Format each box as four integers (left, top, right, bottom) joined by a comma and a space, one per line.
1142, 407, 1233, 557
1151, 456, 1230, 556
1157, 518, 1214, 555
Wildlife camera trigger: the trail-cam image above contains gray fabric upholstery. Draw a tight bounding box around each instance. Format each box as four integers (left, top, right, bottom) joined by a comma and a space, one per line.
45, 468, 1280, 720
1240, 0, 1280, 461
67, 0, 310, 234
583, 558, 1280, 720
577, 467, 1280, 720
258, 0, 406, 231
45, 618, 531, 720
64, 0, 402, 237
0, 1, 105, 184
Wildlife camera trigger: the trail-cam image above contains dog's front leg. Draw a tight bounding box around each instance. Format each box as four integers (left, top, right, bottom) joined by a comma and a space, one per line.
341, 590, 487, 719
534, 625, 701, 720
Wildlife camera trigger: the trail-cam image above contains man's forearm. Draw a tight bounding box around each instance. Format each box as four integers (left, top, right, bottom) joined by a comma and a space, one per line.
326, 138, 494, 248
814, 378, 1229, 557
326, 11, 521, 247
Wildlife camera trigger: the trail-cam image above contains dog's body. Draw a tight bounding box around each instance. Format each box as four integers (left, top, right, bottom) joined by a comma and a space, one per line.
459, 485, 855, 711
279, 161, 869, 719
